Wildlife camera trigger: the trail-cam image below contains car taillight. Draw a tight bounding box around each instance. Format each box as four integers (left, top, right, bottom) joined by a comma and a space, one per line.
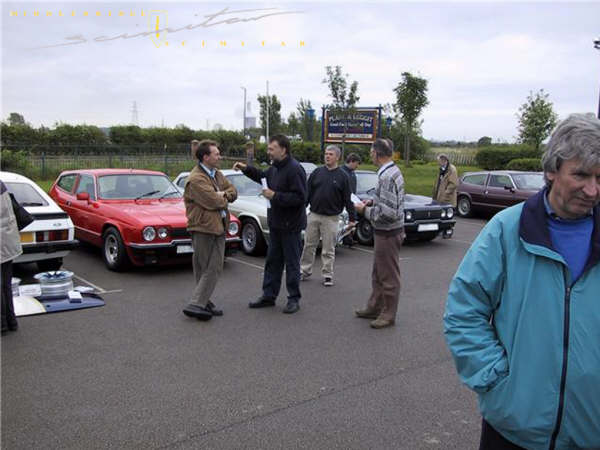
36, 230, 69, 242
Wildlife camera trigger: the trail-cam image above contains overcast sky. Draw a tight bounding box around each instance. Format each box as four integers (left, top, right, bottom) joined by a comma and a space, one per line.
2, 1, 600, 141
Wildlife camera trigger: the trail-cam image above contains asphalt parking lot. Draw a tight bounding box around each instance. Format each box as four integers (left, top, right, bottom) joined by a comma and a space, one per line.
2, 217, 489, 449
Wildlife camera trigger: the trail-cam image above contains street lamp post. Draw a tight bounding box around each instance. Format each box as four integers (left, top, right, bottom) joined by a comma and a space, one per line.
595, 38, 600, 119
241, 86, 247, 138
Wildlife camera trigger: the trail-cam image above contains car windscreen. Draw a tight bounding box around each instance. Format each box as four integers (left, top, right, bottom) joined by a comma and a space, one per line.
356, 173, 378, 194
511, 173, 545, 191
97, 174, 181, 199
227, 174, 262, 196
300, 163, 317, 177
5, 182, 49, 206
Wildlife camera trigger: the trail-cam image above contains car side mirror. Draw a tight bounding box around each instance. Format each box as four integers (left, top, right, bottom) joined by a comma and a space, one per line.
503, 185, 515, 193
76, 192, 90, 201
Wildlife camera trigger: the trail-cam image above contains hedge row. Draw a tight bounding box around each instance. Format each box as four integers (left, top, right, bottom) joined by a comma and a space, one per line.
475, 145, 541, 170
505, 158, 543, 171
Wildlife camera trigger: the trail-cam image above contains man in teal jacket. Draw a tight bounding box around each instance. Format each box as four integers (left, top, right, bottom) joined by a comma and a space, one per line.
444, 113, 600, 450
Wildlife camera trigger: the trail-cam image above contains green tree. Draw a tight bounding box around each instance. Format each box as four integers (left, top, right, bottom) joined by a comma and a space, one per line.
109, 125, 144, 145
257, 94, 282, 138
322, 65, 360, 156
49, 123, 108, 146
516, 89, 558, 151
286, 112, 301, 137
297, 98, 317, 141
477, 136, 492, 147
7, 113, 26, 126
393, 72, 429, 165
0, 122, 39, 145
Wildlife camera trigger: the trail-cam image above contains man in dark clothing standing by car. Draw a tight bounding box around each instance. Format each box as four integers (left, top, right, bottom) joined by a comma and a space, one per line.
340, 153, 361, 194
300, 145, 356, 286
233, 135, 307, 314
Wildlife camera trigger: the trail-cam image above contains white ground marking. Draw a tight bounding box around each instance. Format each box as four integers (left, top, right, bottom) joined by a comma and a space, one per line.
70, 273, 108, 293
227, 257, 265, 270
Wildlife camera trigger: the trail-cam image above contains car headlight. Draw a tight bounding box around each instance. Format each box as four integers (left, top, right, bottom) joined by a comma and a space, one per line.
143, 226, 156, 241
446, 207, 454, 219
157, 227, 168, 239
228, 221, 239, 236
441, 209, 447, 218
405, 210, 413, 221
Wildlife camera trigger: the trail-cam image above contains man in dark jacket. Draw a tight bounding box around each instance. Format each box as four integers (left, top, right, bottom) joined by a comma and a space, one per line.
300, 145, 356, 286
233, 135, 307, 314
340, 153, 361, 194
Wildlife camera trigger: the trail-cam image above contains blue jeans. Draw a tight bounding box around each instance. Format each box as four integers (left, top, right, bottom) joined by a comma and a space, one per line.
262, 228, 302, 302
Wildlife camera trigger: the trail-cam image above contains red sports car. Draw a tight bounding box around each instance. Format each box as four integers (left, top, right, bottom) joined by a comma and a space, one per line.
49, 169, 241, 271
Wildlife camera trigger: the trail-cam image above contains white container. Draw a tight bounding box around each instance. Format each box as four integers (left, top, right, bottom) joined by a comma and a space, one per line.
11, 277, 21, 297
34, 271, 74, 298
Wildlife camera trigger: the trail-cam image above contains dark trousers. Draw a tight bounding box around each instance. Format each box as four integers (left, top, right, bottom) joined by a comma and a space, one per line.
480, 420, 526, 450
1, 261, 18, 330
262, 228, 302, 302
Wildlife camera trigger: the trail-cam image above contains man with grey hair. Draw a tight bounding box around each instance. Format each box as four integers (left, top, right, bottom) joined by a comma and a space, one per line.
354, 138, 405, 329
300, 144, 356, 286
444, 113, 600, 449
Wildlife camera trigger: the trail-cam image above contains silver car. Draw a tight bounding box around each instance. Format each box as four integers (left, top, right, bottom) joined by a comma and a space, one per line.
173, 163, 350, 256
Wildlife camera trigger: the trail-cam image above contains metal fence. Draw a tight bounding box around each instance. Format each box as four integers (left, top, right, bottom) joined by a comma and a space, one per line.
424, 150, 477, 166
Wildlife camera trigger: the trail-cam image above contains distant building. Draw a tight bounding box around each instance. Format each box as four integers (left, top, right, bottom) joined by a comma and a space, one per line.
245, 101, 256, 129
213, 123, 223, 131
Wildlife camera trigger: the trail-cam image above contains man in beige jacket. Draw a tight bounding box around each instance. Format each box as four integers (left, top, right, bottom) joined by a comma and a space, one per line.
183, 140, 237, 321
433, 154, 459, 207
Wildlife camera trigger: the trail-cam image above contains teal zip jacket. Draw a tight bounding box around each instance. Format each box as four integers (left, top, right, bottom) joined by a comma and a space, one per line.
444, 190, 600, 450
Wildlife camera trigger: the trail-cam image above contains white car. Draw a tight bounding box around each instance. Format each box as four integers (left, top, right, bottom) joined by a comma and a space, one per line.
0, 171, 78, 271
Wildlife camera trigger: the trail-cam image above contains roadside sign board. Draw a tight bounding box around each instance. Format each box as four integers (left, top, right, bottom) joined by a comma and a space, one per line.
323, 107, 381, 144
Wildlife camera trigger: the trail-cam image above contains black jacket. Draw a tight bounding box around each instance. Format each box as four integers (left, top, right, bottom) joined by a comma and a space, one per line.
242, 156, 307, 232
307, 166, 356, 221
340, 164, 357, 194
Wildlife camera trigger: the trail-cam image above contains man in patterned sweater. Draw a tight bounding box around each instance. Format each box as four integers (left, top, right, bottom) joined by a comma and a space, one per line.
353, 138, 405, 329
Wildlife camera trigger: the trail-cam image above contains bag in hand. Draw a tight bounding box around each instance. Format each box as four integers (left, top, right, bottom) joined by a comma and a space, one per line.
10, 193, 34, 231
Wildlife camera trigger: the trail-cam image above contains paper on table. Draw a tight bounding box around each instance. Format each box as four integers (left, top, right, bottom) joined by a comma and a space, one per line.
18, 284, 42, 297
261, 177, 271, 207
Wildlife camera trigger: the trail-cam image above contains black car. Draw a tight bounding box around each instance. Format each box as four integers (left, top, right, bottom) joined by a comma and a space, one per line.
353, 170, 456, 245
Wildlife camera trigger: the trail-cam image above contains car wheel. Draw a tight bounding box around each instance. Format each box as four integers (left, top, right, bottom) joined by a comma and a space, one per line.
457, 196, 472, 217
102, 227, 129, 271
356, 218, 374, 246
37, 258, 63, 272
241, 219, 267, 256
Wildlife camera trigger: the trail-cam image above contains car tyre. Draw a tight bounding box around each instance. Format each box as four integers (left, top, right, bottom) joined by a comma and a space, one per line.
356, 218, 374, 246
103, 227, 129, 271
457, 196, 472, 217
241, 219, 267, 256
37, 257, 63, 272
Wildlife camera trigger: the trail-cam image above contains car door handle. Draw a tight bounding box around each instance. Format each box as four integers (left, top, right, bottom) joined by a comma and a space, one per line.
66, 201, 71, 206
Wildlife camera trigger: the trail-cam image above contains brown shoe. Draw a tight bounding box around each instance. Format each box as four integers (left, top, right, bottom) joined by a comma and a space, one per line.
354, 308, 380, 320
370, 318, 395, 329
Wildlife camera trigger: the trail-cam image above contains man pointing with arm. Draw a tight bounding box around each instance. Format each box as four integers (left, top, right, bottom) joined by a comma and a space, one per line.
233, 134, 307, 314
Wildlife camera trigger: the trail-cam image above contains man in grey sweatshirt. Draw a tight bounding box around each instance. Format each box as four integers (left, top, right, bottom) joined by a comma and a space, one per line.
353, 138, 405, 329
